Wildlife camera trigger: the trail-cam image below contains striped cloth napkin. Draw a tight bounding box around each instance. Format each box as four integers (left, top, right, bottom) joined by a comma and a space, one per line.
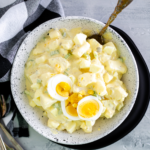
0, 0, 64, 137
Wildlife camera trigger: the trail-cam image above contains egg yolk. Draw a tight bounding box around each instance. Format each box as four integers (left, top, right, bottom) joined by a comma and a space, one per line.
80, 68, 89, 73
56, 82, 71, 97
67, 93, 83, 107
65, 93, 84, 117
55, 64, 61, 72
66, 105, 78, 117
78, 100, 99, 118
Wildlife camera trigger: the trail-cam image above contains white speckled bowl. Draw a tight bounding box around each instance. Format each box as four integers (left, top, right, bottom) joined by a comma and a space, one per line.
11, 16, 139, 145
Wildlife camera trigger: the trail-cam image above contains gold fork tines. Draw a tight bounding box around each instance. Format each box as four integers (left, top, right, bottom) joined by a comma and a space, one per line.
0, 135, 7, 150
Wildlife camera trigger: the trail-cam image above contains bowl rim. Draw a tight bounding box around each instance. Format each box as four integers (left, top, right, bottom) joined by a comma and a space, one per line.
10, 16, 139, 145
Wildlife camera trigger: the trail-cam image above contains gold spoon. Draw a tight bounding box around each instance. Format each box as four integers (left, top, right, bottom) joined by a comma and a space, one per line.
88, 0, 133, 44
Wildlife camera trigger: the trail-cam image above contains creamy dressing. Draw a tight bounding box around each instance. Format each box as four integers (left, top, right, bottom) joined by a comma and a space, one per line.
24, 28, 128, 133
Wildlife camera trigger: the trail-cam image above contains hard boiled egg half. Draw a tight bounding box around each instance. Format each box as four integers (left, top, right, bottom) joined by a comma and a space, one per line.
61, 95, 103, 121
47, 74, 72, 101
61, 93, 81, 120
77, 96, 103, 121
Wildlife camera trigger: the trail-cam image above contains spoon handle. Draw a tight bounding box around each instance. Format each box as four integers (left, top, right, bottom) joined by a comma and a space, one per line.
99, 0, 133, 36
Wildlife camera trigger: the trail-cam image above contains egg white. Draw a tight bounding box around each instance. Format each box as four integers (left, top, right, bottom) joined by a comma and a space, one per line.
77, 96, 103, 121
47, 74, 72, 101
61, 101, 80, 120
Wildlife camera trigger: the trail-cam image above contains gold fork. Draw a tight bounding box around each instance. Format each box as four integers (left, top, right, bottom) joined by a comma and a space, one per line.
0, 95, 24, 150
0, 135, 7, 150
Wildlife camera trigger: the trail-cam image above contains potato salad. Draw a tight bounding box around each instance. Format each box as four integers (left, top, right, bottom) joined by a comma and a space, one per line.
24, 28, 128, 133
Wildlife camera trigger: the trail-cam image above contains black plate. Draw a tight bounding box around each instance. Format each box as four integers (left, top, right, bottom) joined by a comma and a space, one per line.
57, 25, 150, 149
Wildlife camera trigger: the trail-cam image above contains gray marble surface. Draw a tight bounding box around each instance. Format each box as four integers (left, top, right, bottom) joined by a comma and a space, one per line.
1, 0, 150, 149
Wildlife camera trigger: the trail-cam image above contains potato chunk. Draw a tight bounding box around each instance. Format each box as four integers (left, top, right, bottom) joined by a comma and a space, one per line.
47, 119, 60, 129
113, 72, 122, 79
72, 84, 87, 94
101, 100, 118, 118
79, 58, 91, 69
103, 42, 116, 55
33, 48, 44, 55
31, 83, 41, 91
35, 56, 46, 64
49, 29, 61, 39
73, 33, 87, 45
103, 72, 113, 83
94, 80, 107, 96
105, 59, 127, 74
61, 39, 73, 50
40, 93, 57, 110
98, 53, 111, 65
34, 87, 43, 99
48, 57, 70, 73
89, 59, 104, 73
88, 39, 102, 52
40, 72, 54, 86
107, 79, 123, 88
49, 39, 59, 51
59, 48, 68, 56
106, 86, 128, 100
32, 98, 41, 106
80, 122, 92, 133
78, 73, 96, 87
57, 124, 65, 131
69, 67, 82, 78
38, 64, 53, 74
86, 120, 95, 127
49, 107, 58, 116
29, 100, 36, 107
29, 70, 41, 84
117, 102, 124, 111
66, 122, 77, 133
106, 79, 128, 100
32, 42, 45, 55
72, 42, 90, 58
